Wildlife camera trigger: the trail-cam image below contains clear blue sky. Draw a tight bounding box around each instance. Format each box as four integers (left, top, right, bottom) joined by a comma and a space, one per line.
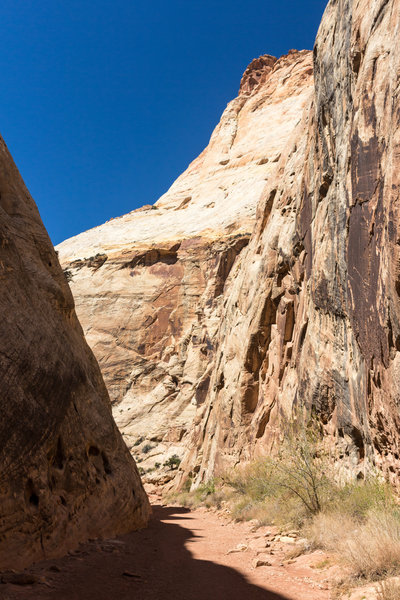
0, 0, 327, 245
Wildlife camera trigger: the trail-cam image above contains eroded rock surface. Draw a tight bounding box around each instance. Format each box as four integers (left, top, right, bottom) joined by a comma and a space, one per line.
60, 0, 400, 490
179, 0, 400, 485
58, 50, 313, 476
0, 136, 149, 569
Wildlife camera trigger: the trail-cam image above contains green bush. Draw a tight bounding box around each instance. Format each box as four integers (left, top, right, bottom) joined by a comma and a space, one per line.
164, 454, 181, 470
334, 478, 395, 520
142, 443, 153, 454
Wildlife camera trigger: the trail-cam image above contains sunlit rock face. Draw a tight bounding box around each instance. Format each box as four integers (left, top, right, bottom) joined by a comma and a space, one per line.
59, 0, 400, 489
59, 0, 400, 488
0, 136, 149, 569
177, 0, 400, 486
57, 50, 314, 477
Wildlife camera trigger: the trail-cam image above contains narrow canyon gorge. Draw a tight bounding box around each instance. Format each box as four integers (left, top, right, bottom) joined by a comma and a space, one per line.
1, 0, 400, 597
57, 50, 314, 483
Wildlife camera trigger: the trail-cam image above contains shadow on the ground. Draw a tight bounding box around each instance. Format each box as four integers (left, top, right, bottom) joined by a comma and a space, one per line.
1, 504, 292, 600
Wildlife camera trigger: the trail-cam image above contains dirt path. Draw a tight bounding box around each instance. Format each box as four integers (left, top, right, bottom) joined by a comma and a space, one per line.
0, 498, 332, 600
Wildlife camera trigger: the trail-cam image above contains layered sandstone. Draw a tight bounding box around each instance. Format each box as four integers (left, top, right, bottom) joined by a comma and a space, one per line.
57, 51, 314, 476
0, 136, 149, 569
60, 0, 400, 490
178, 0, 400, 485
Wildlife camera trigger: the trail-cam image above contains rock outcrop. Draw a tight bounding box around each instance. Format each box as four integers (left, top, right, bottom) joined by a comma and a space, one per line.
0, 136, 149, 570
59, 0, 400, 488
180, 0, 400, 485
57, 51, 314, 476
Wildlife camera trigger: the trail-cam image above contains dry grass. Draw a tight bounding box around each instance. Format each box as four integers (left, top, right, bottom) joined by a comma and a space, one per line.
377, 578, 400, 600
307, 508, 400, 581
305, 511, 356, 552
167, 479, 224, 510
230, 495, 286, 526
341, 510, 400, 580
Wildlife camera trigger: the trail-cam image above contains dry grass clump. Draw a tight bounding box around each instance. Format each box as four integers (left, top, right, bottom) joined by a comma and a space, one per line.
377, 578, 400, 600
341, 510, 400, 580
229, 493, 291, 526
306, 508, 400, 580
306, 481, 400, 581
305, 511, 356, 551
167, 479, 224, 510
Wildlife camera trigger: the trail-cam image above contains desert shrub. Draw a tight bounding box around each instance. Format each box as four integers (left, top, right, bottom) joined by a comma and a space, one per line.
193, 480, 216, 501
164, 454, 181, 469
155, 462, 161, 469
333, 478, 395, 520
142, 443, 153, 454
133, 437, 144, 447
168, 478, 223, 510
181, 476, 193, 492
63, 268, 73, 283
269, 417, 334, 515
223, 417, 335, 526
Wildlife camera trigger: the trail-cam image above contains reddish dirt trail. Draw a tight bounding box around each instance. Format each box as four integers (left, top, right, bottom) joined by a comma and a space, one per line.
0, 500, 331, 600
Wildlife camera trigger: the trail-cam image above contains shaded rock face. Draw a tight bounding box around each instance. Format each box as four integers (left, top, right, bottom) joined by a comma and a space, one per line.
0, 137, 149, 569
58, 51, 314, 475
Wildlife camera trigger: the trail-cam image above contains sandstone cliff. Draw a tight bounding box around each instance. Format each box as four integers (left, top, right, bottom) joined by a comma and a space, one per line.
179, 0, 400, 485
59, 0, 400, 489
0, 136, 149, 569
57, 50, 314, 478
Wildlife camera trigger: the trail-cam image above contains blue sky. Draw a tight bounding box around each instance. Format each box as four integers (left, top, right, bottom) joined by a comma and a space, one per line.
0, 0, 327, 245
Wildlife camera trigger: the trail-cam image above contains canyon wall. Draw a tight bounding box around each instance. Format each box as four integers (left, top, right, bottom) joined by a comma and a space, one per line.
59, 0, 400, 488
0, 136, 149, 569
180, 0, 400, 485
58, 50, 314, 477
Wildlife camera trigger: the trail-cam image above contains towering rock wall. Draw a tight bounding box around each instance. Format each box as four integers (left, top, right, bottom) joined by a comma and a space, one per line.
59, 0, 400, 488
0, 136, 149, 569
58, 51, 314, 475
180, 0, 400, 485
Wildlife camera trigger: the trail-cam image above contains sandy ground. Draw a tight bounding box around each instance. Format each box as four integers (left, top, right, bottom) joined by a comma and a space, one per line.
0, 495, 333, 600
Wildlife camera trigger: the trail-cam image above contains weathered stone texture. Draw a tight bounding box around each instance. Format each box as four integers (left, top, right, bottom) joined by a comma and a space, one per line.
58, 51, 313, 476
59, 0, 400, 489
0, 136, 149, 569
179, 0, 400, 485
